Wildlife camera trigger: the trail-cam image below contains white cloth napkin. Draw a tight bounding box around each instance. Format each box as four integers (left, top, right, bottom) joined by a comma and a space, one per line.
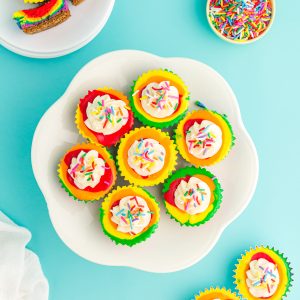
0, 211, 49, 300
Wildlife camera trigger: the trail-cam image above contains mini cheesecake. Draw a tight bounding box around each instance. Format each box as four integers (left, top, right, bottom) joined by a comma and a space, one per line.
100, 186, 160, 246
175, 109, 235, 166
76, 88, 134, 147
163, 166, 222, 226
130, 69, 189, 128
58, 143, 117, 201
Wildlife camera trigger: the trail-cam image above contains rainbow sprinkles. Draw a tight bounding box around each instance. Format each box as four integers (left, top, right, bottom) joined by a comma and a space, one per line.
13, 0, 70, 34
208, 0, 273, 42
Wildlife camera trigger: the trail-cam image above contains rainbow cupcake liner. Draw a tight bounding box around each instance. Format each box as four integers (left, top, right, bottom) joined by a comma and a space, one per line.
162, 166, 223, 226
234, 246, 293, 300
58, 143, 117, 202
100, 185, 160, 246
75, 88, 134, 147
194, 287, 240, 300
175, 108, 235, 167
117, 127, 177, 187
130, 69, 189, 128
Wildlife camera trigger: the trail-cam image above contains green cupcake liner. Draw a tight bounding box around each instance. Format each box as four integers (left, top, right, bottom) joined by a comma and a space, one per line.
99, 187, 160, 247
162, 166, 223, 226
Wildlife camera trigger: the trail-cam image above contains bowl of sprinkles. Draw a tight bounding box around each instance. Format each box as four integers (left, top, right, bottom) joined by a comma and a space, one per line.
207, 0, 275, 44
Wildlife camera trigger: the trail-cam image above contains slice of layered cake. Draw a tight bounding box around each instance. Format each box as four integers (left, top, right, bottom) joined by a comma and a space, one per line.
13, 0, 70, 34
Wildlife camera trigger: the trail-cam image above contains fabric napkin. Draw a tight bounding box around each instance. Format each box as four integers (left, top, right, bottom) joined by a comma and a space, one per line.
0, 211, 49, 300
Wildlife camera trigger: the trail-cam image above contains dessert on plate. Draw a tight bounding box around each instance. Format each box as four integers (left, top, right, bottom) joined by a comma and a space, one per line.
58, 143, 116, 201
175, 108, 235, 166
234, 246, 293, 300
13, 0, 70, 34
163, 166, 222, 226
194, 287, 239, 300
76, 88, 134, 147
117, 127, 177, 186
130, 69, 189, 128
100, 185, 160, 246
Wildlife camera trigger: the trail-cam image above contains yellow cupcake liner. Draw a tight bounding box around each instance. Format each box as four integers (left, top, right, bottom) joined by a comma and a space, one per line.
130, 69, 189, 128
234, 246, 293, 300
24, 0, 45, 2
100, 185, 160, 246
58, 143, 117, 201
75, 87, 132, 147
175, 110, 235, 167
117, 127, 177, 186
194, 287, 240, 300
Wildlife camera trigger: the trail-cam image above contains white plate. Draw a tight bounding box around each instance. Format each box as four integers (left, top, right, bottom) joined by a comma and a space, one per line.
31, 50, 259, 273
0, 0, 114, 58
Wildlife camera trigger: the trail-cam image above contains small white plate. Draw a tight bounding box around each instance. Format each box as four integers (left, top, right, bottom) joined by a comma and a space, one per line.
0, 0, 114, 58
31, 50, 259, 273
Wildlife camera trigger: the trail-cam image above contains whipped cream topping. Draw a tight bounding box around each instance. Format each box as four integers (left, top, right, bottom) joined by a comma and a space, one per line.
246, 258, 280, 298
84, 94, 129, 135
68, 150, 105, 189
127, 138, 166, 176
110, 196, 152, 234
140, 81, 179, 118
174, 176, 211, 215
185, 120, 222, 159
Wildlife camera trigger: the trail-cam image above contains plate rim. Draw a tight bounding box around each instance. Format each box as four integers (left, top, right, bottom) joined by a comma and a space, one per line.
0, 0, 115, 59
31, 49, 259, 272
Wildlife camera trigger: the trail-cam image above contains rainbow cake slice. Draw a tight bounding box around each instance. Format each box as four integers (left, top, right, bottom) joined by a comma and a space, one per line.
13, 0, 70, 34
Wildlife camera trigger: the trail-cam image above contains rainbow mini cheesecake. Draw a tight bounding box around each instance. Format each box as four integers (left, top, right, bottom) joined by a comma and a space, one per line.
194, 287, 239, 300
175, 109, 235, 167
130, 69, 189, 128
13, 0, 70, 34
100, 186, 160, 246
163, 166, 222, 226
58, 143, 117, 201
117, 127, 177, 186
234, 246, 293, 300
76, 88, 134, 147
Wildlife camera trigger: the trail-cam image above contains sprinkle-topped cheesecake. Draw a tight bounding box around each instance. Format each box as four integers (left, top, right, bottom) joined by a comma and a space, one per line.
100, 186, 160, 246
117, 127, 177, 186
130, 69, 189, 128
163, 166, 222, 226
13, 0, 70, 34
234, 246, 293, 300
58, 143, 117, 201
175, 109, 235, 166
76, 89, 134, 147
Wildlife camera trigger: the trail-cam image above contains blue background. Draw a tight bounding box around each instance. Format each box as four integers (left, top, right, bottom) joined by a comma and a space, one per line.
0, 0, 299, 299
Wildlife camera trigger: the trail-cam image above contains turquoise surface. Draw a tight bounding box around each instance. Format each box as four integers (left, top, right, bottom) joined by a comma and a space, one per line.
0, 1, 299, 299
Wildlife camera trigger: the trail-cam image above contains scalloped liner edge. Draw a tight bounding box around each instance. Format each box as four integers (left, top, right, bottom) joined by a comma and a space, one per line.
194, 286, 239, 300
162, 166, 223, 227
233, 246, 294, 299
116, 126, 178, 186
99, 186, 160, 246
174, 108, 236, 167
129, 69, 190, 128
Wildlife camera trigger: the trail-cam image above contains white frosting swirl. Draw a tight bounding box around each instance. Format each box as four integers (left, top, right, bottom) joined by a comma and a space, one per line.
68, 150, 105, 189
174, 176, 211, 215
84, 94, 129, 135
185, 120, 222, 159
110, 196, 152, 234
246, 258, 280, 298
140, 81, 179, 118
127, 138, 166, 176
